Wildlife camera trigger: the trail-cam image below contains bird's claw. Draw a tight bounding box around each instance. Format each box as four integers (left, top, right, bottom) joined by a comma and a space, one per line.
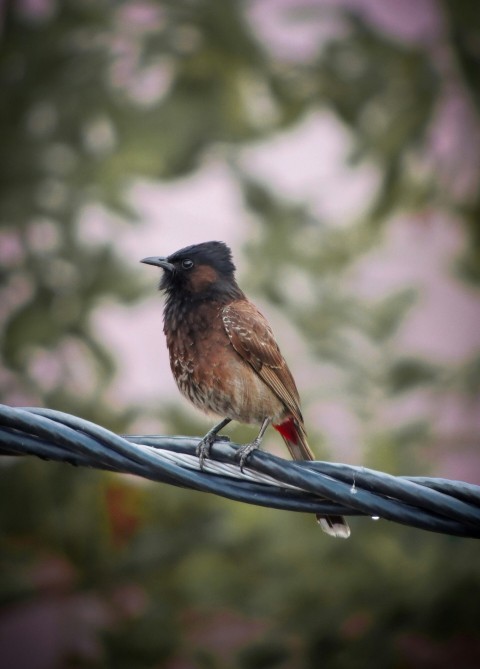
236, 439, 260, 472
196, 433, 230, 469
196, 434, 215, 470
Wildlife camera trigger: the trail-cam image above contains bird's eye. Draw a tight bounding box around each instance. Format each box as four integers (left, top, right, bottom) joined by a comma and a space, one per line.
182, 259, 194, 270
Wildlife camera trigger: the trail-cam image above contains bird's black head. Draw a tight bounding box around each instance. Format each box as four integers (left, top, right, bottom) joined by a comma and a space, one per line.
141, 241, 241, 301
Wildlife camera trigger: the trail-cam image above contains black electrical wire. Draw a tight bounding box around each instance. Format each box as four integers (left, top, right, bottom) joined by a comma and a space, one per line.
0, 404, 479, 538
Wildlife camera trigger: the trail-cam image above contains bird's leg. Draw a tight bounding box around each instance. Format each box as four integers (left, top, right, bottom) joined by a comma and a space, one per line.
197, 417, 231, 469
237, 417, 271, 471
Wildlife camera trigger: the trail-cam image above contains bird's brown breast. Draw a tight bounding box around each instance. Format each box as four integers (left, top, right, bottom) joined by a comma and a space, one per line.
164, 300, 285, 424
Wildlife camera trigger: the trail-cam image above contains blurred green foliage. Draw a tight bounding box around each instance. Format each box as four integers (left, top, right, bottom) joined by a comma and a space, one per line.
1, 1, 480, 667
1, 460, 479, 668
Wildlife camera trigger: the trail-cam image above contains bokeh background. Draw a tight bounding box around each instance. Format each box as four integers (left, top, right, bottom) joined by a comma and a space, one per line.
1, 1, 480, 667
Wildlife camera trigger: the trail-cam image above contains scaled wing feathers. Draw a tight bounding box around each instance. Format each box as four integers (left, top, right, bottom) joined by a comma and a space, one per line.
222, 301, 303, 424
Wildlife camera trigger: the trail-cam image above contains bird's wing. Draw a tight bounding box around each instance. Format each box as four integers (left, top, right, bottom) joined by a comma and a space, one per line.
222, 300, 303, 424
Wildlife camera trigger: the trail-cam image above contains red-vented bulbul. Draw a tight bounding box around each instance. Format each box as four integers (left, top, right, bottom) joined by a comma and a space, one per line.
142, 241, 350, 538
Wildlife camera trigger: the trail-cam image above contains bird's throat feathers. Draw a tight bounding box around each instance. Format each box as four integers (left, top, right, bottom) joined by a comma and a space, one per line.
163, 276, 244, 329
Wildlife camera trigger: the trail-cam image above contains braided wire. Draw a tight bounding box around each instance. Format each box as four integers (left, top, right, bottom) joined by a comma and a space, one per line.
1, 404, 479, 538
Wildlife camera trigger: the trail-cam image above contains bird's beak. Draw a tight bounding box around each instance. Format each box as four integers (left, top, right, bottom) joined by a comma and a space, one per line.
140, 256, 175, 272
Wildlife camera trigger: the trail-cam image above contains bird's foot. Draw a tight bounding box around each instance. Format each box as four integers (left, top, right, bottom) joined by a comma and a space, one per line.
196, 419, 231, 470
236, 438, 261, 472
235, 418, 270, 471
196, 433, 216, 470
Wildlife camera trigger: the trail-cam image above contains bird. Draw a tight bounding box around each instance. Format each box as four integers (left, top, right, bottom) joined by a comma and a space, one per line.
141, 241, 350, 539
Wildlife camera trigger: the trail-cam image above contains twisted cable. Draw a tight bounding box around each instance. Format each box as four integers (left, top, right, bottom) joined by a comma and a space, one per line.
1, 405, 479, 538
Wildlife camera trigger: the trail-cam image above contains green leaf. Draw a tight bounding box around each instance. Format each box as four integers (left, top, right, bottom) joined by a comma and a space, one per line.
387, 358, 440, 394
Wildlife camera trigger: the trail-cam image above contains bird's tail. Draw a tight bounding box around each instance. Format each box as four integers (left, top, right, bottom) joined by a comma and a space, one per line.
274, 417, 351, 539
